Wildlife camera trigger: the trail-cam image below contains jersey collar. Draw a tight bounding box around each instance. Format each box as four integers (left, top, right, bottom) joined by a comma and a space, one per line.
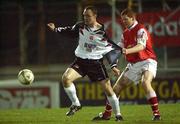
128, 21, 138, 30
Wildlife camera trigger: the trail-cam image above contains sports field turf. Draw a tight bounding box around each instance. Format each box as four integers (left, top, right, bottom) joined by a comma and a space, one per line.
0, 104, 179, 124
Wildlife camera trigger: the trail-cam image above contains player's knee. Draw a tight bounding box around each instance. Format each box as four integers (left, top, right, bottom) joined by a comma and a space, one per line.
141, 81, 153, 93
101, 80, 114, 96
141, 80, 147, 88
62, 73, 71, 85
105, 89, 114, 96
106, 85, 115, 96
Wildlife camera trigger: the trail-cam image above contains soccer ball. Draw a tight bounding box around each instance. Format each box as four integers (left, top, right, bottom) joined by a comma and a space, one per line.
18, 69, 34, 85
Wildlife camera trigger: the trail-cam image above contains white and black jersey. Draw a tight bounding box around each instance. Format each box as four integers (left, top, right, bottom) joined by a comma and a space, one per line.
55, 21, 121, 68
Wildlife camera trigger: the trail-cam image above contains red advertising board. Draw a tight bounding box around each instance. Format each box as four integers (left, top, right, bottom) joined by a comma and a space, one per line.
99, 10, 180, 47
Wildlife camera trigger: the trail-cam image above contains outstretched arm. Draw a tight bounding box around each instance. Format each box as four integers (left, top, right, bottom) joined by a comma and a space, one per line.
47, 22, 79, 37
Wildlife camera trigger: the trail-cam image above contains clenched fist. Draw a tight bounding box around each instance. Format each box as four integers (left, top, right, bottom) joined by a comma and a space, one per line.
112, 66, 120, 76
47, 23, 55, 31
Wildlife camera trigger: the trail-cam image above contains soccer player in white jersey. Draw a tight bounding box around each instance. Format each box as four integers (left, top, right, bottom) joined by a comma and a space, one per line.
93, 8, 161, 121
47, 6, 123, 121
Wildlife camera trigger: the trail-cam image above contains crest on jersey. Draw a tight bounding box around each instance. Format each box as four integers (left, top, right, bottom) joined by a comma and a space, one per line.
89, 35, 94, 41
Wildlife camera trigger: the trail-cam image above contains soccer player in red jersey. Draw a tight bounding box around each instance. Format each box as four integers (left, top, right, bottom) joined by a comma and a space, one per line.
93, 8, 161, 121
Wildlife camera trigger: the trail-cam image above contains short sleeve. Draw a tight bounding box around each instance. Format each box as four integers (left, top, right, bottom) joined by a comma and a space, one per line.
137, 28, 148, 47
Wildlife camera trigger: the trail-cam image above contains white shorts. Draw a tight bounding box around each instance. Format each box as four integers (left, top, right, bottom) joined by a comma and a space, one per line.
124, 59, 157, 85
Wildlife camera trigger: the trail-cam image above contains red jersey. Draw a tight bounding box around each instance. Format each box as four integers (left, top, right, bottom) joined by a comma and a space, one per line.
123, 23, 157, 63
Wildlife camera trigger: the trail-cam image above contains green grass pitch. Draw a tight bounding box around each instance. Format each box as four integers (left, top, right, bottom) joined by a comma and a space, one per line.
0, 104, 179, 124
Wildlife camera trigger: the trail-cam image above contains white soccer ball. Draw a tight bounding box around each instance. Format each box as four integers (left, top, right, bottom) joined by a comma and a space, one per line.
18, 69, 34, 85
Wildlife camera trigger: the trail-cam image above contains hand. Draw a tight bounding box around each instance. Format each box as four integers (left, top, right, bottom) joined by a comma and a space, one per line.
122, 48, 127, 54
47, 23, 55, 31
111, 67, 120, 76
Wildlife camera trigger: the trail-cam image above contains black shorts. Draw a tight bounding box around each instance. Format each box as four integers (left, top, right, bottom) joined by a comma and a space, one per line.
70, 57, 109, 82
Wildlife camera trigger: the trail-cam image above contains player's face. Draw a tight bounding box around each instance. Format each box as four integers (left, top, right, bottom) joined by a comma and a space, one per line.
121, 15, 135, 28
83, 9, 97, 26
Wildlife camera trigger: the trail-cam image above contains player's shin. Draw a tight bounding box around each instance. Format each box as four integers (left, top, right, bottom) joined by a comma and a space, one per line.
146, 91, 160, 117
107, 93, 121, 116
64, 83, 81, 106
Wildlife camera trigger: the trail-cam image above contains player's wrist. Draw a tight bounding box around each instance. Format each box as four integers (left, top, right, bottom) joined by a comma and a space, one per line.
111, 64, 117, 69
54, 27, 57, 32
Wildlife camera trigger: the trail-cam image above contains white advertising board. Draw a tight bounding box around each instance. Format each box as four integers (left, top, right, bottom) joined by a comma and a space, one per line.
0, 80, 60, 109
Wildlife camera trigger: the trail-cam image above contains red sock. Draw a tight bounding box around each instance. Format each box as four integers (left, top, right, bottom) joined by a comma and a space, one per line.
103, 101, 112, 118
148, 97, 160, 116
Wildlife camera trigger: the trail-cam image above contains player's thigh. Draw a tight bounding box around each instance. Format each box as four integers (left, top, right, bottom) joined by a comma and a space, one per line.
141, 70, 154, 93
113, 75, 132, 95
62, 68, 82, 82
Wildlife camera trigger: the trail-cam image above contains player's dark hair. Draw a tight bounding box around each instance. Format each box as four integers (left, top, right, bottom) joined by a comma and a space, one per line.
121, 8, 136, 18
84, 6, 97, 15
